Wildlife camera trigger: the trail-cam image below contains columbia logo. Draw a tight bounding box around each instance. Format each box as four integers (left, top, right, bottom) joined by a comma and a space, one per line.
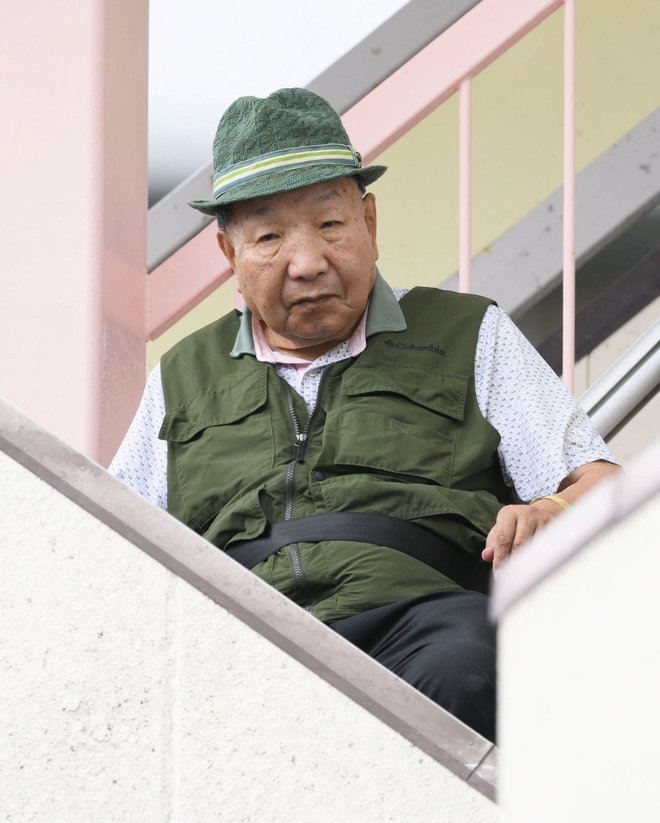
384, 340, 445, 356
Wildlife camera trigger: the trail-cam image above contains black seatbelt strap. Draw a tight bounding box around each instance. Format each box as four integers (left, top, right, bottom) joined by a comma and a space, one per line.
225, 512, 491, 594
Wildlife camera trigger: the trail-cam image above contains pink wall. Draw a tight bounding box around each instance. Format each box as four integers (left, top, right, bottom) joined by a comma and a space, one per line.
0, 0, 148, 465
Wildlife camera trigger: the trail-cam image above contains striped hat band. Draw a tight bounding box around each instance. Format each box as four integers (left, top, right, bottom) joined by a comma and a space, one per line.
213, 143, 361, 200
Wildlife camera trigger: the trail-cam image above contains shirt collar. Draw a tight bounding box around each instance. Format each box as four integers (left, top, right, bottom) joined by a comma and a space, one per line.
230, 270, 406, 359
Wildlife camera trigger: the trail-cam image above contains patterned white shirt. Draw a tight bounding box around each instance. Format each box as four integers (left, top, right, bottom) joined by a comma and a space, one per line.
110, 284, 615, 507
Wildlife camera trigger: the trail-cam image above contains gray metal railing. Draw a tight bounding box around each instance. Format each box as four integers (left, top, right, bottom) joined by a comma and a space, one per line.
580, 318, 660, 441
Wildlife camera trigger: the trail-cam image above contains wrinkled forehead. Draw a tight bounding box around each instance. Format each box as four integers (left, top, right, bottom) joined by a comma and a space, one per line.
232, 178, 361, 222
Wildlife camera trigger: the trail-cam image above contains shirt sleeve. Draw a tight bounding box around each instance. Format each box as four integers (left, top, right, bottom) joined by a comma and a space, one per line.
474, 305, 618, 501
108, 363, 168, 509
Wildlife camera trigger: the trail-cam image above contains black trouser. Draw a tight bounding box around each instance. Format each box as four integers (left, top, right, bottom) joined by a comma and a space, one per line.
328, 591, 496, 742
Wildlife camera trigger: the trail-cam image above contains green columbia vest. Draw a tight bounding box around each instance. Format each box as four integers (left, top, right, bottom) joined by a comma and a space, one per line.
159, 287, 514, 622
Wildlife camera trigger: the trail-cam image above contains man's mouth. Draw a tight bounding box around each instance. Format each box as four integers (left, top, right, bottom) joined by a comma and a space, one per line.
290, 294, 333, 307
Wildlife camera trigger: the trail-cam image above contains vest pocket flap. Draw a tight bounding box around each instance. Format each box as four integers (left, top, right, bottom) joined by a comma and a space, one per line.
159, 374, 267, 443
333, 407, 454, 487
341, 367, 467, 421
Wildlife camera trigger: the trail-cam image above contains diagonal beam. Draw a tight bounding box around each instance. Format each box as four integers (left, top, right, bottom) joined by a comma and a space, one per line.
341, 0, 563, 161
147, 0, 482, 273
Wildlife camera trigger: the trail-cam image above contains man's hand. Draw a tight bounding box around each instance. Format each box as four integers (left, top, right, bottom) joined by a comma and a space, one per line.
481, 459, 621, 574
482, 504, 558, 574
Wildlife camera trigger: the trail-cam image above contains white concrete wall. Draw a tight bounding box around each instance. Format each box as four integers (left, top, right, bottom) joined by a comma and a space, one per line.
496, 459, 660, 823
0, 448, 497, 823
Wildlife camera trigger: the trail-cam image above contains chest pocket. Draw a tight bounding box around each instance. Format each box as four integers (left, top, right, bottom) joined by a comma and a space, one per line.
159, 370, 273, 529
330, 366, 468, 488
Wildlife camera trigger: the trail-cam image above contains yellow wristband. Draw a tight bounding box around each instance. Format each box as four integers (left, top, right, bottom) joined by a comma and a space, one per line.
530, 494, 571, 511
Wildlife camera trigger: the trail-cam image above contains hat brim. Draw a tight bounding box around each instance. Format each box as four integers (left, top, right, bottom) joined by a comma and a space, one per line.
187, 163, 387, 216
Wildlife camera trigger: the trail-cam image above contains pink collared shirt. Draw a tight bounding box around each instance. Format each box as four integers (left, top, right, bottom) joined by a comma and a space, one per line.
251, 303, 370, 369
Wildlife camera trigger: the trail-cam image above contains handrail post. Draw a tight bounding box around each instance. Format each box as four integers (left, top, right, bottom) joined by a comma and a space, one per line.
459, 77, 473, 293
562, 0, 577, 391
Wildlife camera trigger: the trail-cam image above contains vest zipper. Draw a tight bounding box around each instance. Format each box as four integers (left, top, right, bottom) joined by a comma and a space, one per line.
282, 367, 331, 603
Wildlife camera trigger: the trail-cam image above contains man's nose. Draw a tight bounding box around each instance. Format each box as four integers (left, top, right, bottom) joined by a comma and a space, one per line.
285, 233, 329, 280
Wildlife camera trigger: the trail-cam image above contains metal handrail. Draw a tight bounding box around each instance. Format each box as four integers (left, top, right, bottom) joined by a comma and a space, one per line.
580, 318, 660, 440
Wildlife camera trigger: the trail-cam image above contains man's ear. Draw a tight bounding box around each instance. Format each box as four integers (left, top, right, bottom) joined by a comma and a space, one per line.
216, 231, 236, 270
362, 192, 379, 261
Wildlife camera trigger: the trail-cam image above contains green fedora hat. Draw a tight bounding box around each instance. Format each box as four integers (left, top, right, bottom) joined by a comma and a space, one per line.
188, 87, 387, 215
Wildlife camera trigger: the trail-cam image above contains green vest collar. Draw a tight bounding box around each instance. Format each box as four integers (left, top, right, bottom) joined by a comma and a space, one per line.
365, 271, 407, 337
230, 270, 406, 358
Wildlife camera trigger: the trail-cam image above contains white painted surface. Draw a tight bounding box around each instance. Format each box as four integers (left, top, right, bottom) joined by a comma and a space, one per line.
0, 451, 497, 823
498, 490, 660, 823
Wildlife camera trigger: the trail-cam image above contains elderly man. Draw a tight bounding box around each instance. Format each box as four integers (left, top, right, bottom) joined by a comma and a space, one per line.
111, 88, 618, 741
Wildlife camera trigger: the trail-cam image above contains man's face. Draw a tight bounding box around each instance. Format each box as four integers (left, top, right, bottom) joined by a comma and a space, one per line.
216, 178, 379, 359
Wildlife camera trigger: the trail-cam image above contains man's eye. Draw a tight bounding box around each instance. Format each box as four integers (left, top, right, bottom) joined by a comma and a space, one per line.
257, 233, 278, 243
321, 220, 340, 229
